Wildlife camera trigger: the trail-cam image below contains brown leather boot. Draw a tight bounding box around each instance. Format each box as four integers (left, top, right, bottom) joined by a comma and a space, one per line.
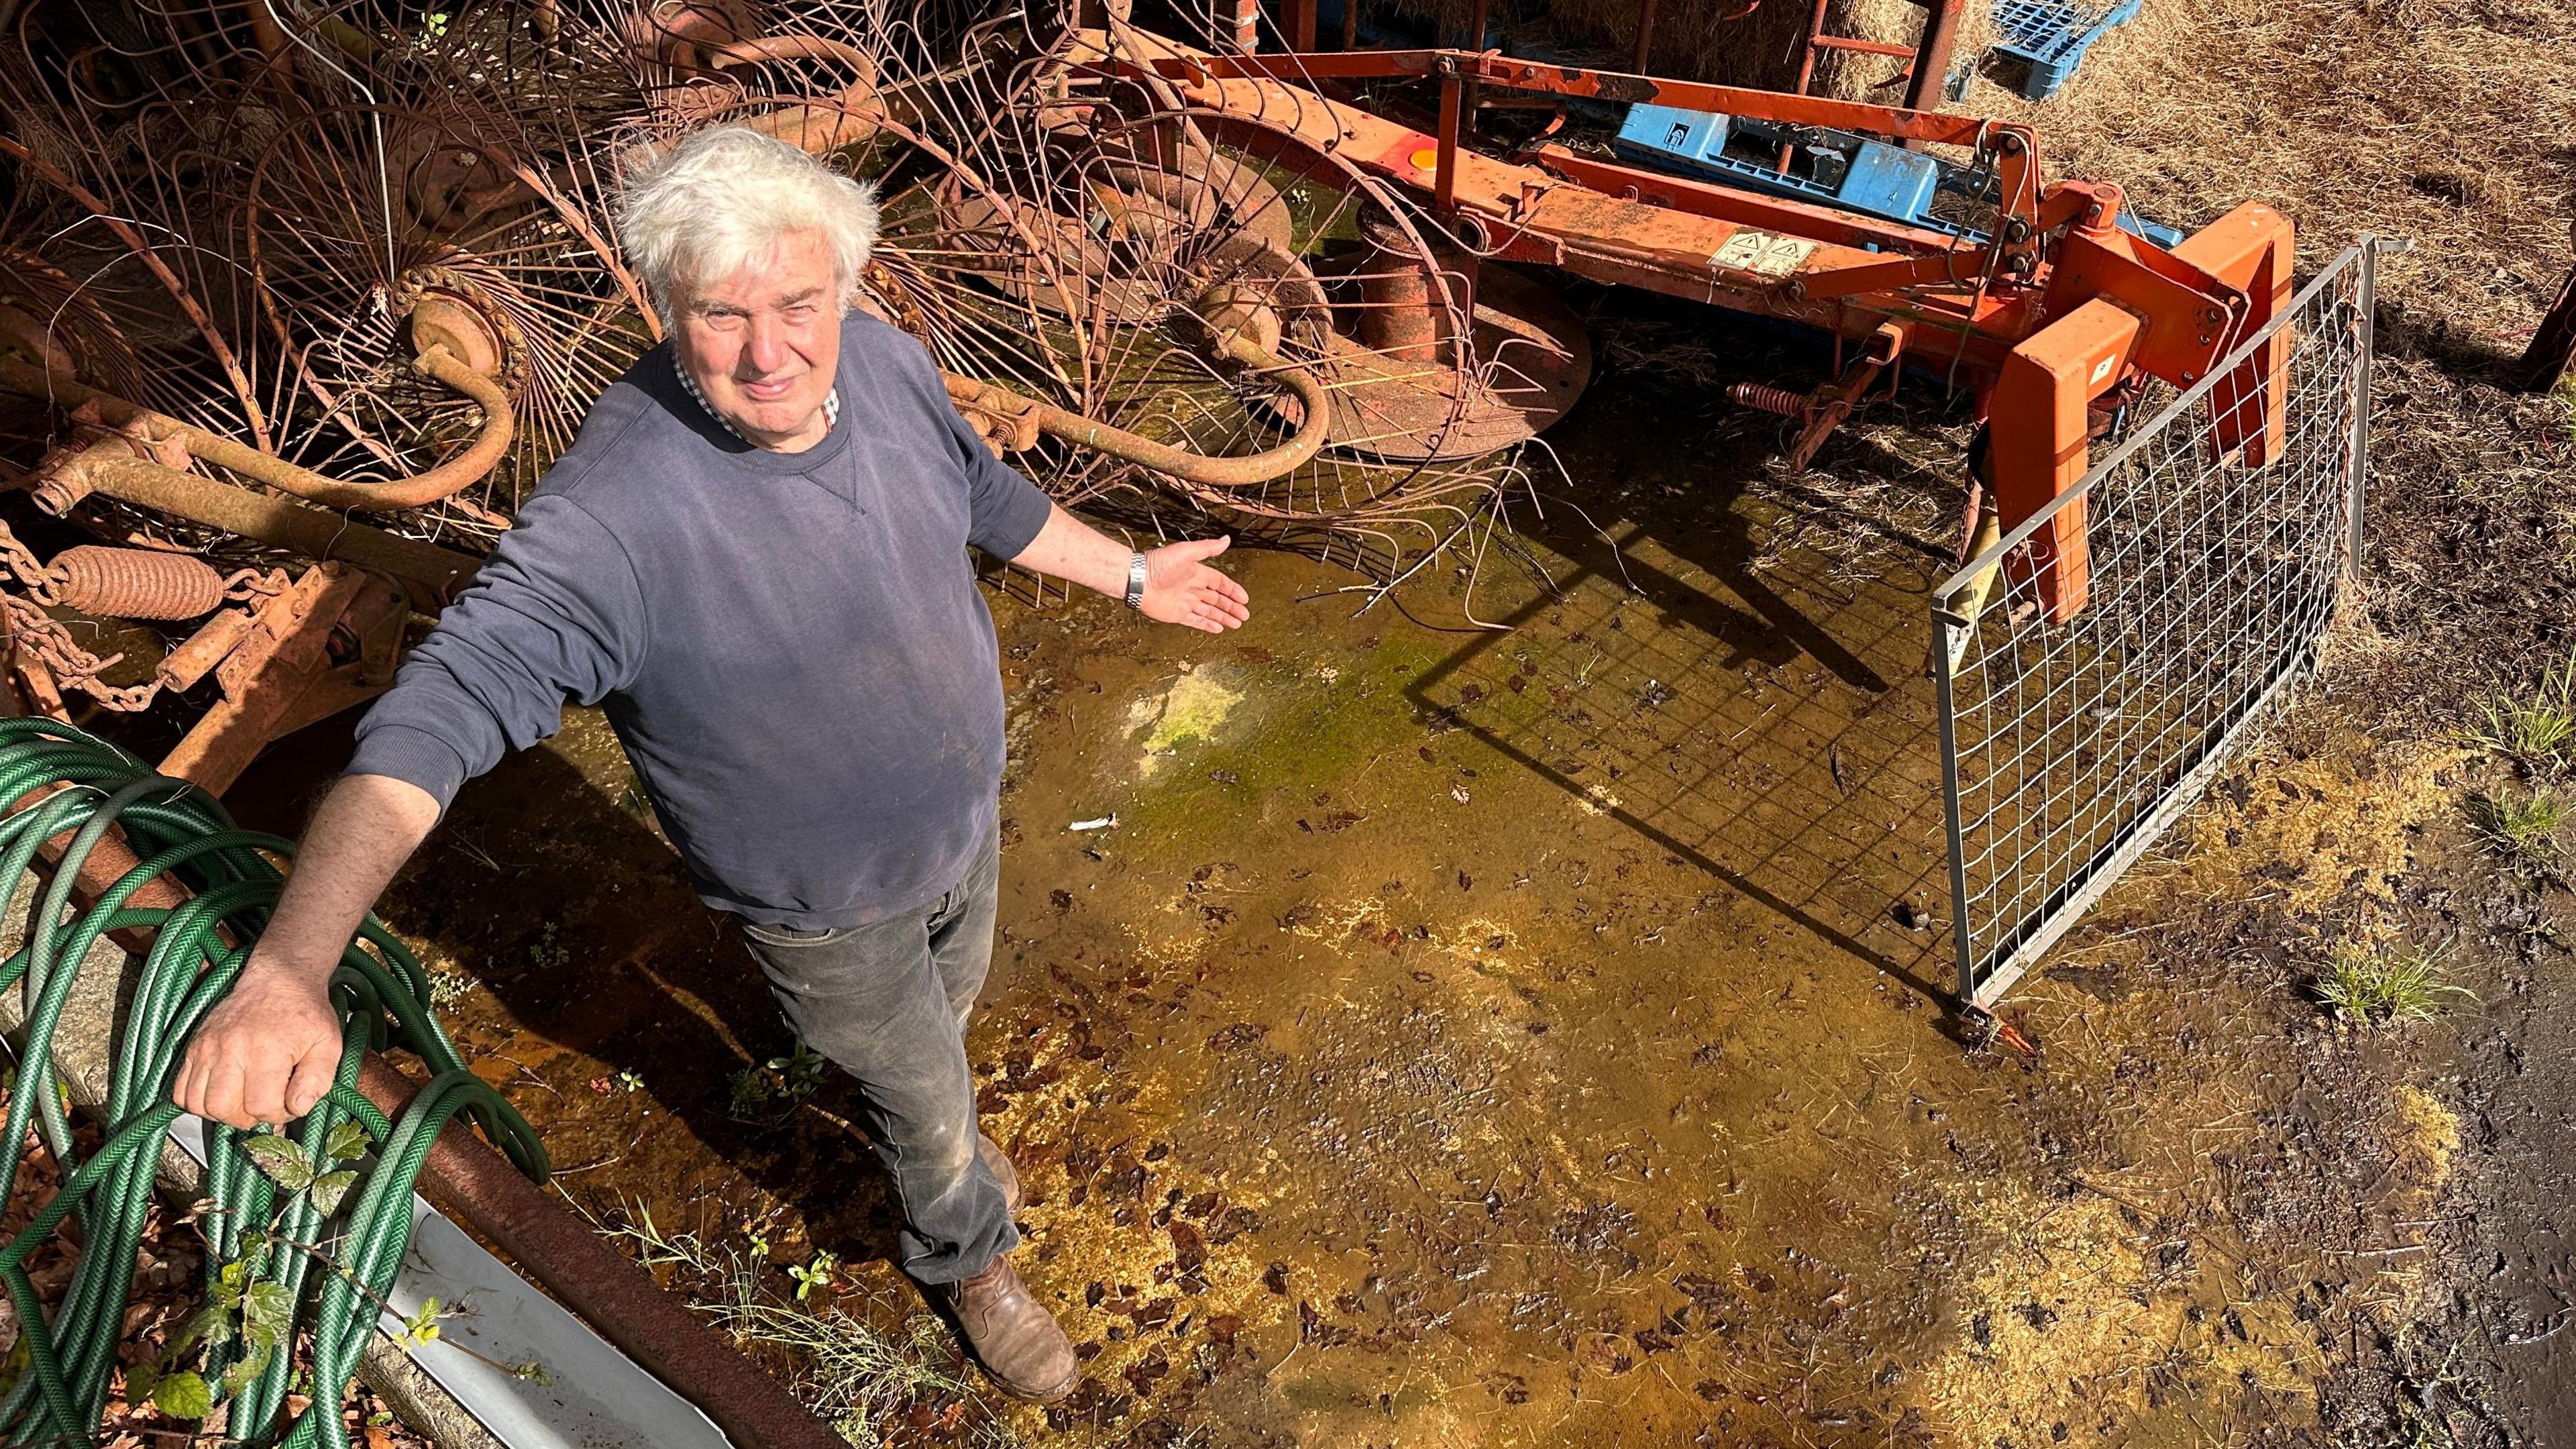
935, 1255, 1077, 1402
977, 1132, 1021, 1216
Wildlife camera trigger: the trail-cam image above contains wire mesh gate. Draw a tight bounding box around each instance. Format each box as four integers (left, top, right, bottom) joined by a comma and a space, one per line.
1933, 241, 2382, 1008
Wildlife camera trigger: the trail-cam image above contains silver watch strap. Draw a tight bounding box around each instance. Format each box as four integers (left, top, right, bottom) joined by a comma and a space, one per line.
1124, 551, 1148, 610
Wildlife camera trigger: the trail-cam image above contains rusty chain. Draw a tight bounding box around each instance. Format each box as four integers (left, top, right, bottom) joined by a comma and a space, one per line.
1, 591, 160, 712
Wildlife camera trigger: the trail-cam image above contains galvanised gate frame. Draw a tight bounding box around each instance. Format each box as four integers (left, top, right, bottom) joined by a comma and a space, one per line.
1934, 241, 2385, 1008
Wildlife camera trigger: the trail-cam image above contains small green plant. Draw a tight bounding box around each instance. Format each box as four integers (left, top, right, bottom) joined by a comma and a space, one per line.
723, 1042, 828, 1123
775, 1042, 826, 1098
2470, 788, 2565, 869
725, 1065, 775, 1119
788, 1249, 839, 1301
426, 967, 472, 1011
394, 1297, 445, 1350
2314, 939, 2469, 1026
526, 920, 571, 973
2467, 655, 2576, 766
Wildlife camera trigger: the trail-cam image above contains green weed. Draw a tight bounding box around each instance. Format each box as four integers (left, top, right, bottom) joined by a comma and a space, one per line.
2466, 655, 2576, 765
526, 921, 571, 973
788, 1249, 839, 1301
724, 1042, 828, 1124
2313, 940, 2469, 1026
594, 1204, 1018, 1448
425, 967, 472, 1012
2469, 788, 2564, 869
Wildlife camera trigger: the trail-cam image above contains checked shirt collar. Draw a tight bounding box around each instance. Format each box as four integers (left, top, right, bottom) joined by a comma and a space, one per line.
674, 351, 839, 445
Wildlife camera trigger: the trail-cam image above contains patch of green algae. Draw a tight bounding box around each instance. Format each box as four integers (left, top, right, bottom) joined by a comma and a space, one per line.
1114, 627, 1457, 850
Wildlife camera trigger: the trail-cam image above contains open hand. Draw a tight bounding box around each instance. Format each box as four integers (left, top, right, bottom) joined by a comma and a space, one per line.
1140, 536, 1250, 634
174, 956, 343, 1129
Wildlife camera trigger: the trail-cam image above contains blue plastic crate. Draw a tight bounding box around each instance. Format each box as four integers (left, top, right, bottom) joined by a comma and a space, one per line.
1990, 0, 2143, 100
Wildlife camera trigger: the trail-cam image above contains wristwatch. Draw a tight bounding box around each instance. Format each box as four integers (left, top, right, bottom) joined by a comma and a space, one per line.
1124, 551, 1148, 610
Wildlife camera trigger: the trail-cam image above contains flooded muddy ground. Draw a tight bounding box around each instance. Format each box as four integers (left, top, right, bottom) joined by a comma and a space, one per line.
236, 281, 2565, 1446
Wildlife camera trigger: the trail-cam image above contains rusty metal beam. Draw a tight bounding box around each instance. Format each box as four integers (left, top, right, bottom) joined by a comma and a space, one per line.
1147, 48, 2044, 156
1529, 145, 1976, 256
353, 1057, 851, 1449
159, 565, 409, 796
1904, 0, 1967, 114
20, 451, 478, 604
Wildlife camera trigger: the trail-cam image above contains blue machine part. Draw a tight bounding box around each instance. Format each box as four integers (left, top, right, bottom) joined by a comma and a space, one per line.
1615, 105, 1923, 222
1611, 102, 2186, 251
1838, 142, 1943, 228
2120, 212, 2185, 250
1625, 104, 1729, 169
1990, 0, 2145, 101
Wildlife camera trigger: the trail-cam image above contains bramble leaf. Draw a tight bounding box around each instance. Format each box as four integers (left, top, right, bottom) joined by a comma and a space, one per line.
244, 1133, 314, 1192
170, 1302, 234, 1354
220, 1343, 274, 1397
152, 1370, 213, 1419
310, 1170, 358, 1216
243, 1280, 293, 1346
325, 1120, 372, 1163
398, 1297, 443, 1348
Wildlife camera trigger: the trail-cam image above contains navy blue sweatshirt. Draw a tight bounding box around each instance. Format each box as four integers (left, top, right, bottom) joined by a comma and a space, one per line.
347, 311, 1056, 928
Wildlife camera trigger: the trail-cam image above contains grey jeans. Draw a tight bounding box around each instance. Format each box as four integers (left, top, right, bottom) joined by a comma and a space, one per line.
737, 826, 1016, 1284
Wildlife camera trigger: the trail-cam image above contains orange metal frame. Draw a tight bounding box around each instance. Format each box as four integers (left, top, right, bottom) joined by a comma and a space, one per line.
1108, 34, 2295, 619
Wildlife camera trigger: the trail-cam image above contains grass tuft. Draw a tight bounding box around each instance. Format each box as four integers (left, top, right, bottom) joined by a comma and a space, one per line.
2469, 788, 2565, 869
2465, 655, 2576, 766
2313, 940, 2469, 1027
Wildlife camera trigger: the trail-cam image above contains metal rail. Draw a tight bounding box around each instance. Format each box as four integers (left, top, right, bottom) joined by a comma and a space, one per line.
1933, 239, 2384, 1006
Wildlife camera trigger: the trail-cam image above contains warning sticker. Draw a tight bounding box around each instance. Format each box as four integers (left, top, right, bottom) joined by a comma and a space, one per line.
1711, 230, 1819, 280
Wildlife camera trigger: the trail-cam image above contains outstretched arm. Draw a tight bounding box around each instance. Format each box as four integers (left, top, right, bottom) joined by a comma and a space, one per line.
174, 493, 647, 1130
174, 773, 441, 1128
1008, 504, 1250, 634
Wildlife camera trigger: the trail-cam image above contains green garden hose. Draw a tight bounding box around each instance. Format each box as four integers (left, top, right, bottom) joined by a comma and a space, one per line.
0, 716, 547, 1448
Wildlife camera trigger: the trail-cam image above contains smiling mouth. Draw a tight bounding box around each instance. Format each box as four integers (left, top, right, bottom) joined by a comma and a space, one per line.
737, 376, 800, 402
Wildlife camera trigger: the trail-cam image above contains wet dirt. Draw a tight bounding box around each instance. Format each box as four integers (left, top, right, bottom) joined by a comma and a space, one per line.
223, 306, 2525, 1446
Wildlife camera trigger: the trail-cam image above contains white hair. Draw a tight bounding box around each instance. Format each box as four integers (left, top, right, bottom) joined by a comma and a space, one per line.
617, 125, 880, 321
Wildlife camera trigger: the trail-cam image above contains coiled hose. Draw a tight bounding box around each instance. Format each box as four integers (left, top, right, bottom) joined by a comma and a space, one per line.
0, 717, 546, 1448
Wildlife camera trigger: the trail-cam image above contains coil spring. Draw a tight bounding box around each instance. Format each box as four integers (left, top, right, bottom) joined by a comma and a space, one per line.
1729, 382, 1811, 418
44, 546, 227, 620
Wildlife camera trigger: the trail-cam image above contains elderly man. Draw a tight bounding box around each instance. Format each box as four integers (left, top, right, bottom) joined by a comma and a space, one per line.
171, 125, 1248, 1401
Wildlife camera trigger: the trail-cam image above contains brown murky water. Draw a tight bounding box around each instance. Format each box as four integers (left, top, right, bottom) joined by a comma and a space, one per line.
229, 354, 2459, 1448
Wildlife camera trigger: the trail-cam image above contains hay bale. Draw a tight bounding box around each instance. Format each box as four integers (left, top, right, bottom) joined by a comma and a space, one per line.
1375, 0, 1941, 97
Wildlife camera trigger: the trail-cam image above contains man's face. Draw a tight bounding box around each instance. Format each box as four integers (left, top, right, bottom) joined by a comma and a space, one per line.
672, 229, 843, 452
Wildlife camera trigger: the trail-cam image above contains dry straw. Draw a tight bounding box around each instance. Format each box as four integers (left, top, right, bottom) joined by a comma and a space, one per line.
1970, 0, 2573, 331
1377, 0, 1938, 96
